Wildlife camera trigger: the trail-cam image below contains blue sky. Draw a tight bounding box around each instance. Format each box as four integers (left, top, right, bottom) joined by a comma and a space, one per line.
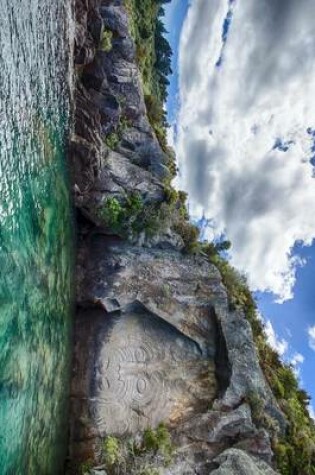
257, 244, 315, 409
164, 0, 315, 413
163, 0, 189, 125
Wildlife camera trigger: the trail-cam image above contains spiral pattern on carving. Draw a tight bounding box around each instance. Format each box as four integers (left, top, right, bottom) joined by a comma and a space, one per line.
92, 311, 216, 436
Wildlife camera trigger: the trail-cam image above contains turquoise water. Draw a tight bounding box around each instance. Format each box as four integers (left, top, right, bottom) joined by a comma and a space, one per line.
0, 1, 73, 473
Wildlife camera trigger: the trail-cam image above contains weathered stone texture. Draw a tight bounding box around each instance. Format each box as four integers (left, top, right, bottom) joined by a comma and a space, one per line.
211, 448, 279, 475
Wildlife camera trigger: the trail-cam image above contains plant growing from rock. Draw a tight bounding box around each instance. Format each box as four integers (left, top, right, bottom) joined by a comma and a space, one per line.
172, 220, 200, 253
143, 423, 174, 465
79, 459, 93, 475
98, 424, 174, 475
105, 132, 120, 150
101, 28, 113, 52
98, 193, 148, 237
103, 115, 132, 150
98, 197, 123, 233
103, 436, 122, 467
246, 390, 265, 427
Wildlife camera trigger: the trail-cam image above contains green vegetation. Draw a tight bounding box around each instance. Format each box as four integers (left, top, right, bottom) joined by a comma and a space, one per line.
165, 188, 200, 251
97, 188, 198, 247
142, 423, 173, 464
123, 0, 171, 102
104, 116, 132, 151
98, 194, 144, 236
98, 196, 123, 232
105, 132, 120, 149
246, 390, 265, 426
100, 28, 113, 52
173, 220, 200, 253
79, 459, 93, 475
123, 0, 174, 164
103, 436, 121, 466
100, 424, 174, 475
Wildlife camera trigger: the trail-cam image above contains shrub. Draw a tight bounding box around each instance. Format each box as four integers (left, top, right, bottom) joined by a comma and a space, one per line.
101, 28, 113, 52
142, 423, 173, 463
277, 367, 299, 399
119, 115, 132, 131
173, 221, 200, 253
94, 425, 173, 474
273, 442, 292, 475
246, 390, 265, 426
98, 197, 123, 232
178, 190, 188, 205
145, 94, 165, 125
143, 428, 158, 452
105, 132, 120, 149
98, 193, 151, 236
103, 436, 121, 467
103, 116, 132, 150
164, 186, 178, 205
80, 459, 93, 475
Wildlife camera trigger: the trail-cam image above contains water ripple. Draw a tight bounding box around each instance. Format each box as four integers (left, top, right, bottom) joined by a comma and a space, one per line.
0, 1, 74, 473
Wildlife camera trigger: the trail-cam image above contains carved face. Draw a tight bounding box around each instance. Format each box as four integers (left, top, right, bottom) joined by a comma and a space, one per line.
90, 310, 217, 436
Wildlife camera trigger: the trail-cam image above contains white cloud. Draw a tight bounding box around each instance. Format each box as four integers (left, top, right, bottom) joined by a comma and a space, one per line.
308, 325, 315, 351
290, 352, 305, 366
167, 125, 176, 150
265, 320, 288, 356
176, 0, 315, 301
290, 352, 305, 376
309, 405, 315, 421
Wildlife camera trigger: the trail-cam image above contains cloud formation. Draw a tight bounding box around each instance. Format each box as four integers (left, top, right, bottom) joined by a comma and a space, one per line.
308, 326, 315, 351
290, 352, 305, 377
176, 0, 315, 301
290, 352, 305, 366
264, 320, 288, 356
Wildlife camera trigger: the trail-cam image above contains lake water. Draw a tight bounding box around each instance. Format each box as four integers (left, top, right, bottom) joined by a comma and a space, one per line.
0, 0, 74, 473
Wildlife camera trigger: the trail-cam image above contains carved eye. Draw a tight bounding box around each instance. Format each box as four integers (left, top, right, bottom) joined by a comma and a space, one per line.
135, 346, 147, 362
137, 378, 147, 394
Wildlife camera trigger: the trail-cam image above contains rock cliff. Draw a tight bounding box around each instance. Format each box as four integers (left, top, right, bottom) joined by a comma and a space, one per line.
68, 1, 286, 473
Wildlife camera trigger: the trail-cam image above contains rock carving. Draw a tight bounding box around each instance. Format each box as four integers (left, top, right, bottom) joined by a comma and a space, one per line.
90, 308, 217, 436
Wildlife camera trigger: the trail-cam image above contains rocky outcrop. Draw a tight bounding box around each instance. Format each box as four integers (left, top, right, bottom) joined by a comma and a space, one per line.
211, 449, 279, 475
70, 237, 284, 472
69, 0, 285, 474
70, 0, 170, 219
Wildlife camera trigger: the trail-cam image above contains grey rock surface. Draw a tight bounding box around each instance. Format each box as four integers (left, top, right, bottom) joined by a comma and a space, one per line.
211, 448, 279, 475
70, 0, 171, 226
79, 149, 166, 223
76, 237, 285, 429
70, 236, 283, 473
71, 304, 217, 437
213, 308, 286, 434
